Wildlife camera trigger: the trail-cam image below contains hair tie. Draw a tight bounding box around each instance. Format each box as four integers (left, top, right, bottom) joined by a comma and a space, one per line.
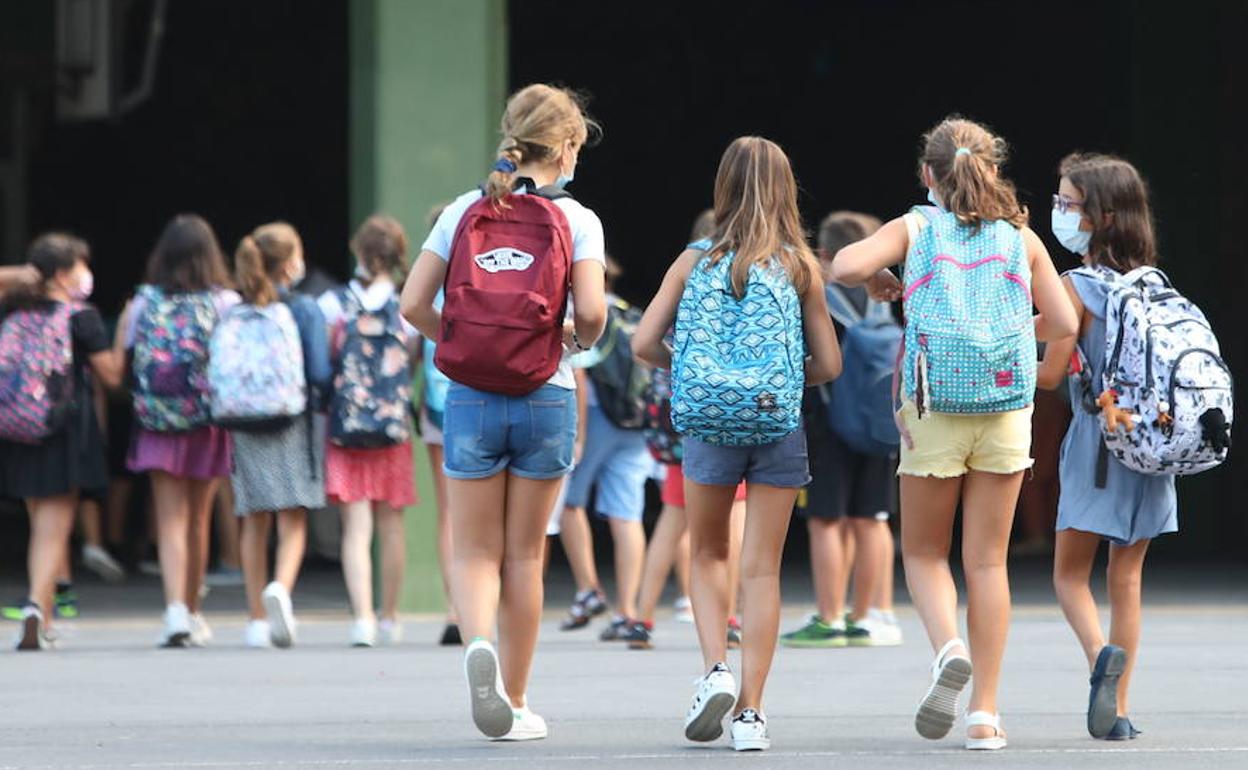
954, 147, 972, 157
492, 158, 517, 174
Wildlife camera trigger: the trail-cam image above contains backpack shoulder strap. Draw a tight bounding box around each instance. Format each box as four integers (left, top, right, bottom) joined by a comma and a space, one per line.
531, 184, 572, 202
823, 284, 862, 327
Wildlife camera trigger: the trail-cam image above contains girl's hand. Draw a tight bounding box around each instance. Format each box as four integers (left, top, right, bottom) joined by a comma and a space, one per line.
866, 269, 903, 302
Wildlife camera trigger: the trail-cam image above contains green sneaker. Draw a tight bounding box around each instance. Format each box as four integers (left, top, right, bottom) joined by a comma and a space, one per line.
55, 591, 79, 620
845, 614, 873, 647
1, 601, 25, 621
780, 615, 847, 648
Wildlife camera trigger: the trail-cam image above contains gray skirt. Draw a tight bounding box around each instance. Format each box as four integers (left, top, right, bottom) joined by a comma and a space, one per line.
230, 413, 327, 516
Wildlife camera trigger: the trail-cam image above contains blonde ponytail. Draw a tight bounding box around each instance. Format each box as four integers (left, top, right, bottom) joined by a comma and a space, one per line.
235, 235, 276, 306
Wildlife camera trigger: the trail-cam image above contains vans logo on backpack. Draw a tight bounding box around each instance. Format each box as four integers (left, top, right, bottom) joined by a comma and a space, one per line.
474, 248, 535, 273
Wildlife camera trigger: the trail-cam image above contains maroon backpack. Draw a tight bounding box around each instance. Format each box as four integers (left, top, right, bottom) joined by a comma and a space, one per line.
435, 186, 574, 396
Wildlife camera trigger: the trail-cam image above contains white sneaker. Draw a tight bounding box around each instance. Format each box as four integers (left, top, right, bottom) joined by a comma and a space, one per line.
15, 603, 46, 651
262, 582, 296, 649
491, 706, 548, 742
378, 618, 403, 646
464, 638, 514, 739
189, 612, 213, 647
684, 662, 737, 742
350, 618, 377, 648
731, 709, 770, 751
856, 608, 904, 647
673, 596, 694, 624
160, 602, 191, 648
81, 544, 126, 582
244, 619, 273, 649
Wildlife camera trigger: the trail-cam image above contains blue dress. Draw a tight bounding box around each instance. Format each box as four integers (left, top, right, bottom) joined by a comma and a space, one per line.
1056, 272, 1177, 545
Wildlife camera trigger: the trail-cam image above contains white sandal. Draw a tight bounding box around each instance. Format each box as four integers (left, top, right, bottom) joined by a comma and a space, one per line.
965, 711, 1007, 750
915, 638, 972, 740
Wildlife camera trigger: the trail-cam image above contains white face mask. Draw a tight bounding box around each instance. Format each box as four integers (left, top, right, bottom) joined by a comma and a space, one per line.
1051, 208, 1092, 255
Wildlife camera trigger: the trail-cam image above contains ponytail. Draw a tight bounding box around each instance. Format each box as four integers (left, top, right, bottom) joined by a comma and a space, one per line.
921, 117, 1028, 231
484, 143, 525, 204
235, 235, 277, 306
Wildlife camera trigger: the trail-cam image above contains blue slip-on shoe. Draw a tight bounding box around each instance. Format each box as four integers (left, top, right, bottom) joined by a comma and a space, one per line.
1088, 645, 1127, 738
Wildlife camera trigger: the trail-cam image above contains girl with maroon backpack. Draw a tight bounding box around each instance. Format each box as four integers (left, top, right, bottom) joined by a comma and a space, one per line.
401, 83, 607, 742
122, 214, 240, 648
0, 233, 124, 650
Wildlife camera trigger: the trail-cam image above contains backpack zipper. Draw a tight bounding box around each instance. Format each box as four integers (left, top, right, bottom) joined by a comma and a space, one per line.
1143, 318, 1211, 395
1164, 348, 1232, 430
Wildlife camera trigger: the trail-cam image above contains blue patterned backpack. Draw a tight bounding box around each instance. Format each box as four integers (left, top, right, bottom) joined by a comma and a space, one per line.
328, 289, 412, 448
901, 207, 1035, 416
671, 239, 805, 446
131, 286, 218, 432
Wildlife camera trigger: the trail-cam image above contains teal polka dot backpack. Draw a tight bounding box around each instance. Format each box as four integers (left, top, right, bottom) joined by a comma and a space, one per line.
901, 206, 1036, 417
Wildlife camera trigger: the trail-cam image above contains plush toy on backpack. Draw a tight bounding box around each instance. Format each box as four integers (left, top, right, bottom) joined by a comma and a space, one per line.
131, 285, 217, 432
328, 288, 412, 448
1070, 264, 1232, 478
0, 302, 81, 444
208, 302, 307, 431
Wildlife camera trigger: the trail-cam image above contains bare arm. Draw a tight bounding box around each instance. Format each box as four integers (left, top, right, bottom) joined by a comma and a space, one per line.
1025, 227, 1079, 341
87, 348, 124, 391
564, 259, 607, 351
0, 265, 38, 295
633, 250, 698, 370
802, 280, 842, 385
1036, 275, 1085, 390
830, 216, 910, 294
399, 250, 449, 342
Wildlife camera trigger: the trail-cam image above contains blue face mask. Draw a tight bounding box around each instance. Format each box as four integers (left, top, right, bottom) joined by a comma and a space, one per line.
926, 188, 943, 210
1051, 208, 1091, 255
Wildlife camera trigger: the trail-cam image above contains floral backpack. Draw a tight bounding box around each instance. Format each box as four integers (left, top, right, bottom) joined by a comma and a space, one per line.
328, 288, 411, 448
208, 302, 307, 431
131, 286, 217, 432
0, 302, 81, 444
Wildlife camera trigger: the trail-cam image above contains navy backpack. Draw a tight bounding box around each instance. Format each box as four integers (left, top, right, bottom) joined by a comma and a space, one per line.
822, 284, 902, 456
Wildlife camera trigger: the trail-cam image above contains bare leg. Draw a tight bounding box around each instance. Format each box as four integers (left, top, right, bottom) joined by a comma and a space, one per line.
213, 483, 241, 571
79, 498, 104, 548
26, 495, 78, 626
448, 474, 507, 641
1107, 539, 1150, 716
240, 512, 273, 620
635, 503, 687, 622
151, 472, 190, 606
685, 480, 738, 669
497, 474, 564, 707
558, 505, 600, 594
274, 508, 307, 591
734, 484, 798, 714
105, 477, 133, 547
608, 517, 645, 620
807, 517, 846, 621
185, 478, 219, 614
961, 470, 1025, 731
875, 522, 897, 610
427, 443, 457, 622
375, 503, 407, 621
674, 524, 691, 600
900, 475, 963, 652
727, 499, 746, 620
1053, 529, 1105, 668
340, 500, 376, 622
849, 518, 888, 621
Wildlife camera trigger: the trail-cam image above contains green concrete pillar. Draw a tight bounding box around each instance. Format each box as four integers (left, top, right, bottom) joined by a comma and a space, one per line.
350, 0, 507, 612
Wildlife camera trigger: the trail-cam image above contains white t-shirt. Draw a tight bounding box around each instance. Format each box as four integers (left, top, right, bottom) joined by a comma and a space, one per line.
421, 187, 606, 390
317, 278, 417, 339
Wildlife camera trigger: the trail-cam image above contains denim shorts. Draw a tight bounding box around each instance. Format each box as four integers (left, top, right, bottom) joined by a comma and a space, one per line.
442, 382, 577, 481
682, 426, 811, 489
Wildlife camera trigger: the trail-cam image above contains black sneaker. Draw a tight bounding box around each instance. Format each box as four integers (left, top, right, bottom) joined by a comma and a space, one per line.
560, 588, 608, 631
599, 615, 630, 641
439, 623, 462, 646
623, 621, 654, 650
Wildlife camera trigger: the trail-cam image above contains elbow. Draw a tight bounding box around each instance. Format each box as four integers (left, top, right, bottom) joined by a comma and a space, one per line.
828, 250, 866, 286
806, 358, 842, 386
577, 308, 607, 347
1036, 372, 1062, 391
399, 295, 420, 328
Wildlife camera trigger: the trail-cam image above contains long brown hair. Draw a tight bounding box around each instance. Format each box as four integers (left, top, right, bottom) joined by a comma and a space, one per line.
234, 222, 302, 306
350, 215, 408, 284
921, 117, 1028, 231
145, 214, 231, 292
817, 211, 883, 257
1060, 153, 1157, 272
484, 84, 600, 204
704, 136, 818, 298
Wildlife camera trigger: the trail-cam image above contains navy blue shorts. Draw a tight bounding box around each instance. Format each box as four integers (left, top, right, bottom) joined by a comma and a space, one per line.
682, 426, 811, 489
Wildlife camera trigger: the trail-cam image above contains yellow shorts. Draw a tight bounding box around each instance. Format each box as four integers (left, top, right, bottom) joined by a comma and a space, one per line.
896, 401, 1035, 478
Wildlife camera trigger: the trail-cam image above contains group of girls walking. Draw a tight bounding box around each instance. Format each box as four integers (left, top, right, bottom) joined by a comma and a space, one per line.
0, 78, 1210, 754
0, 213, 418, 652
398, 83, 1200, 751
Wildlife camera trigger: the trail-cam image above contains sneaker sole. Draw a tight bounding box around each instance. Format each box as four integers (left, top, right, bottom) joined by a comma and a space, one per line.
84, 555, 126, 583
17, 615, 40, 651
466, 647, 513, 739
685, 691, 735, 743
263, 591, 294, 649
626, 639, 653, 650
1088, 647, 1127, 739
491, 729, 547, 742
915, 656, 973, 740
733, 738, 771, 752
779, 637, 848, 649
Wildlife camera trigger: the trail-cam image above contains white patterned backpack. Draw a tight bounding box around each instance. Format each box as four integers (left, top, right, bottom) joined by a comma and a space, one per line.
1071, 265, 1232, 481
208, 302, 307, 431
